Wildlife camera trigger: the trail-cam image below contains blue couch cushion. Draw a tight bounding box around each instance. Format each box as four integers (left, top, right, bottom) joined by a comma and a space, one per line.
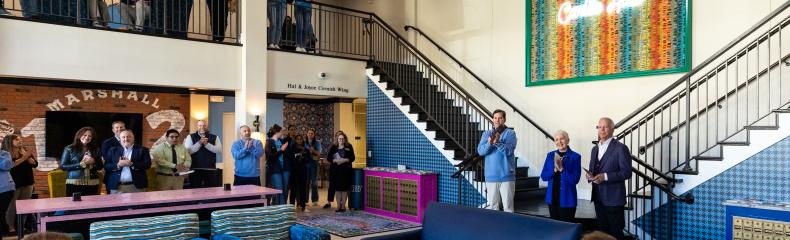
290, 224, 330, 240
90, 213, 200, 240
421, 203, 580, 240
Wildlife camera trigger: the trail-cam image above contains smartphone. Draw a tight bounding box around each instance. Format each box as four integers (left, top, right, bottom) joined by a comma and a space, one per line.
582, 167, 591, 174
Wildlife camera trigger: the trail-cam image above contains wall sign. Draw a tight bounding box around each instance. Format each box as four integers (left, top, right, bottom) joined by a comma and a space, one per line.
527, 0, 691, 86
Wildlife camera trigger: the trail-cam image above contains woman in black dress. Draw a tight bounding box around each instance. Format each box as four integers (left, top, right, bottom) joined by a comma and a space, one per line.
326, 131, 354, 212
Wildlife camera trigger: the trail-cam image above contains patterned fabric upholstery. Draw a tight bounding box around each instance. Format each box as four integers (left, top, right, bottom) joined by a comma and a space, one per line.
89, 213, 199, 240
211, 205, 296, 240
289, 224, 331, 240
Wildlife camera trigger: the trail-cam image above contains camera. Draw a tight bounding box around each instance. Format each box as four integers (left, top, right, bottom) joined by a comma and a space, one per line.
319, 72, 327, 79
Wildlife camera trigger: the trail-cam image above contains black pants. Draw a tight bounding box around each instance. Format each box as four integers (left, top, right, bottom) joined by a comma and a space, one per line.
191, 169, 218, 188
289, 169, 308, 208
66, 184, 100, 196
594, 201, 625, 240
151, 0, 193, 37
233, 175, 261, 186
549, 204, 577, 223
0, 190, 14, 235
206, 0, 229, 42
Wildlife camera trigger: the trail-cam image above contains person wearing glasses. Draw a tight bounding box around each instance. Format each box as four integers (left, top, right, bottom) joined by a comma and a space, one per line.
587, 117, 632, 240
540, 130, 581, 222
152, 129, 192, 191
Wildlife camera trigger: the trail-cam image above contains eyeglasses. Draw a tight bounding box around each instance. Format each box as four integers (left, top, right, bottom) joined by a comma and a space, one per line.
596, 126, 613, 130
167, 135, 179, 139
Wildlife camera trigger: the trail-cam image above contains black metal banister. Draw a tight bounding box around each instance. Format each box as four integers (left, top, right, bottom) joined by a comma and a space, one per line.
631, 155, 676, 183
615, 0, 790, 129
405, 25, 554, 141
632, 167, 693, 204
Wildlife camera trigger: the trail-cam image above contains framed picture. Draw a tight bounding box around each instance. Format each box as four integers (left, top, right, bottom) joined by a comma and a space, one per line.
526, 0, 691, 86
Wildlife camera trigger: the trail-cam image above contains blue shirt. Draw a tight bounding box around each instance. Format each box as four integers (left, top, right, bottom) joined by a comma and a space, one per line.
0, 150, 16, 193
476, 127, 517, 182
275, 139, 284, 167
231, 138, 264, 177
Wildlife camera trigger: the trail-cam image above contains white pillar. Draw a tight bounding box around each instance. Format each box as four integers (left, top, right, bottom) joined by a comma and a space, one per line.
235, 0, 268, 133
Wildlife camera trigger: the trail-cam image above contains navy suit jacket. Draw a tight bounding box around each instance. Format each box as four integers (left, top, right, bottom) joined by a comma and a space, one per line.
104, 145, 151, 190
101, 137, 121, 162
589, 138, 632, 207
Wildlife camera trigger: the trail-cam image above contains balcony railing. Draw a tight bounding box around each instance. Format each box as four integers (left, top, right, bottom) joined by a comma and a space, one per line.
0, 0, 241, 44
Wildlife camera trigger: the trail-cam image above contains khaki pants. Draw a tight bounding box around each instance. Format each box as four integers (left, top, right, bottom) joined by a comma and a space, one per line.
485, 181, 515, 213
110, 184, 145, 194
157, 175, 185, 191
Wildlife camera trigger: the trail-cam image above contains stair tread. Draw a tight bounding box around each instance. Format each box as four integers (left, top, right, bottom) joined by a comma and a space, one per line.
744, 125, 780, 130
671, 169, 699, 175
515, 187, 547, 192
718, 141, 750, 146
693, 155, 723, 161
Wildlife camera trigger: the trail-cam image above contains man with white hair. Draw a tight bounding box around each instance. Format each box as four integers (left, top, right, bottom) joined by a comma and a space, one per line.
231, 125, 264, 186
588, 117, 632, 239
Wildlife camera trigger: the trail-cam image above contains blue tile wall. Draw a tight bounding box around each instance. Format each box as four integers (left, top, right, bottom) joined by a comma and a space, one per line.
636, 135, 790, 239
366, 79, 485, 204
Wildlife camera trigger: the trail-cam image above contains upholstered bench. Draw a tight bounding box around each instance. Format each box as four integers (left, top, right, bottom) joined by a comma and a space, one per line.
211, 205, 329, 240
89, 213, 200, 240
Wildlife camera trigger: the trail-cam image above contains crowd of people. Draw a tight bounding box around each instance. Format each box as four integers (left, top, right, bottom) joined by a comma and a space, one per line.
0, 0, 234, 41
478, 110, 632, 240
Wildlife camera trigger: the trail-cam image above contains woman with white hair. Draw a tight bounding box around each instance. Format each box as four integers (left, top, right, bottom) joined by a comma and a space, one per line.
540, 130, 582, 222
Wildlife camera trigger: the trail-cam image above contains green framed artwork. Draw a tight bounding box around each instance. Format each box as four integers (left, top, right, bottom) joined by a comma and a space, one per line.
526, 0, 691, 87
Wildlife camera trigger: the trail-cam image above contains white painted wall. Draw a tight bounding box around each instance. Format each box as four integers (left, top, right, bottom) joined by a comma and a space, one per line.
352, 0, 790, 199
0, 18, 241, 90
267, 51, 368, 98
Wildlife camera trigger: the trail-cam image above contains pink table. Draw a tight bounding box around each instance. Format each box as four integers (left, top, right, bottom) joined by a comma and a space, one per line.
16, 185, 281, 239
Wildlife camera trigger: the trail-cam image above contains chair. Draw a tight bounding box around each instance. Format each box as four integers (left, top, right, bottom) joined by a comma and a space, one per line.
211, 205, 329, 240
90, 213, 199, 240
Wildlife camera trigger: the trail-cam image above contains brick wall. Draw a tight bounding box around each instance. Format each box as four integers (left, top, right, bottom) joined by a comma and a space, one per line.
0, 83, 190, 198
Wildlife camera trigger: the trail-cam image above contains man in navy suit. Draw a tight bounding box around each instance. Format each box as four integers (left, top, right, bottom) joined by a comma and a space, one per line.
101, 121, 125, 192
587, 117, 632, 240
105, 129, 151, 193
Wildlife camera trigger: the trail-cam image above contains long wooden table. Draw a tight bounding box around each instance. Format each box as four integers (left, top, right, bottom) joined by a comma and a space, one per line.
15, 185, 281, 239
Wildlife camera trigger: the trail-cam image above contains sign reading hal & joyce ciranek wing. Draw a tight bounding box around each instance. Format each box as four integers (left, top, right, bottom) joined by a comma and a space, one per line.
527, 0, 690, 87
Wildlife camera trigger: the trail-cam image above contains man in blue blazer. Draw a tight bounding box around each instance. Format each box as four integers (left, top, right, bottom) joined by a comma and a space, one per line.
105, 129, 151, 193
587, 117, 631, 240
101, 121, 125, 193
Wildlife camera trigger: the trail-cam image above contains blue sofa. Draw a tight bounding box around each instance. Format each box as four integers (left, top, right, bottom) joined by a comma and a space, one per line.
363, 203, 581, 240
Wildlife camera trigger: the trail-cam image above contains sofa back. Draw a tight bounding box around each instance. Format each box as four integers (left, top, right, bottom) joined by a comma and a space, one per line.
211, 204, 295, 239
89, 213, 200, 240
421, 203, 581, 240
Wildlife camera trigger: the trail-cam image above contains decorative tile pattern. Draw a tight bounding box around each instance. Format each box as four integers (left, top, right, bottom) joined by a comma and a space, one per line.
636, 135, 790, 239
283, 101, 334, 154
366, 79, 484, 204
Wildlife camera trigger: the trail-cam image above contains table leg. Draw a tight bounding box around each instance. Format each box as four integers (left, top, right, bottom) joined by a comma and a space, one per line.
17, 214, 23, 239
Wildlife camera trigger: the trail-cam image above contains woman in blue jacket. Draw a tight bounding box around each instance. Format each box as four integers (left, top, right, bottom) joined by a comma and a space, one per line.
0, 149, 15, 236
540, 130, 581, 222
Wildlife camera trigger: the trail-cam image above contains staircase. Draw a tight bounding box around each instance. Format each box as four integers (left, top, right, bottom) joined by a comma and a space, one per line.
612, 1, 790, 239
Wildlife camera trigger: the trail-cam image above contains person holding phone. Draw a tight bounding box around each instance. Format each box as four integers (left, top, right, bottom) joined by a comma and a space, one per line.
476, 109, 518, 213
60, 127, 102, 197
540, 130, 581, 222
2, 134, 38, 234
184, 120, 222, 188
326, 131, 355, 212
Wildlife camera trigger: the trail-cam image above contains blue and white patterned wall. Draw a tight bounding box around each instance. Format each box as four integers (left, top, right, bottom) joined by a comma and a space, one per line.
636, 135, 790, 239
366, 79, 484, 204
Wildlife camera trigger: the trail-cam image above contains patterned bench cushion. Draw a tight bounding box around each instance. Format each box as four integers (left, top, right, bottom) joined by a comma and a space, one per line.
211, 205, 296, 240
90, 213, 200, 240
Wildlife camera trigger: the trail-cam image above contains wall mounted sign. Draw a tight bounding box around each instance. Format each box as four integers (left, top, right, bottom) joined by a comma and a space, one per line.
527, 0, 691, 86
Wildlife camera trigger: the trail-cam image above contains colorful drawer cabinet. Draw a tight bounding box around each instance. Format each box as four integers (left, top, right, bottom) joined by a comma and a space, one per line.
724, 199, 790, 240
364, 167, 437, 223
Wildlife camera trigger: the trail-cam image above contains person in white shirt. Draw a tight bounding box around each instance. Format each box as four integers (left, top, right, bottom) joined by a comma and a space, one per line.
184, 120, 222, 188
105, 130, 152, 194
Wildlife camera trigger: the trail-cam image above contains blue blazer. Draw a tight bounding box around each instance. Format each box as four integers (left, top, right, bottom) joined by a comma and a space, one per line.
540, 148, 581, 208
0, 151, 15, 193
589, 139, 632, 207
104, 145, 151, 190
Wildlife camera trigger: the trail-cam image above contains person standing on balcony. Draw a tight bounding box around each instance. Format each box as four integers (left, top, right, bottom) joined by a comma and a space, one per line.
0, 0, 11, 16
588, 117, 632, 240
150, 0, 193, 37
206, 0, 229, 42
119, 0, 151, 31
87, 0, 110, 27
268, 0, 286, 48
294, 0, 313, 52
540, 130, 581, 222
476, 109, 518, 213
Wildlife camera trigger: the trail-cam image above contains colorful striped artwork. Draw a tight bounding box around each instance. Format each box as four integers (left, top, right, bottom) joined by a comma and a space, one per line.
527, 0, 690, 86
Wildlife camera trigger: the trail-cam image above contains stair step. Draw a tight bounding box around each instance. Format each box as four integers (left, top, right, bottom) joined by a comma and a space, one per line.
744, 125, 780, 130
671, 169, 699, 175
773, 109, 790, 113
692, 155, 723, 161
516, 167, 529, 178
516, 176, 540, 189
718, 141, 750, 146
629, 192, 652, 199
